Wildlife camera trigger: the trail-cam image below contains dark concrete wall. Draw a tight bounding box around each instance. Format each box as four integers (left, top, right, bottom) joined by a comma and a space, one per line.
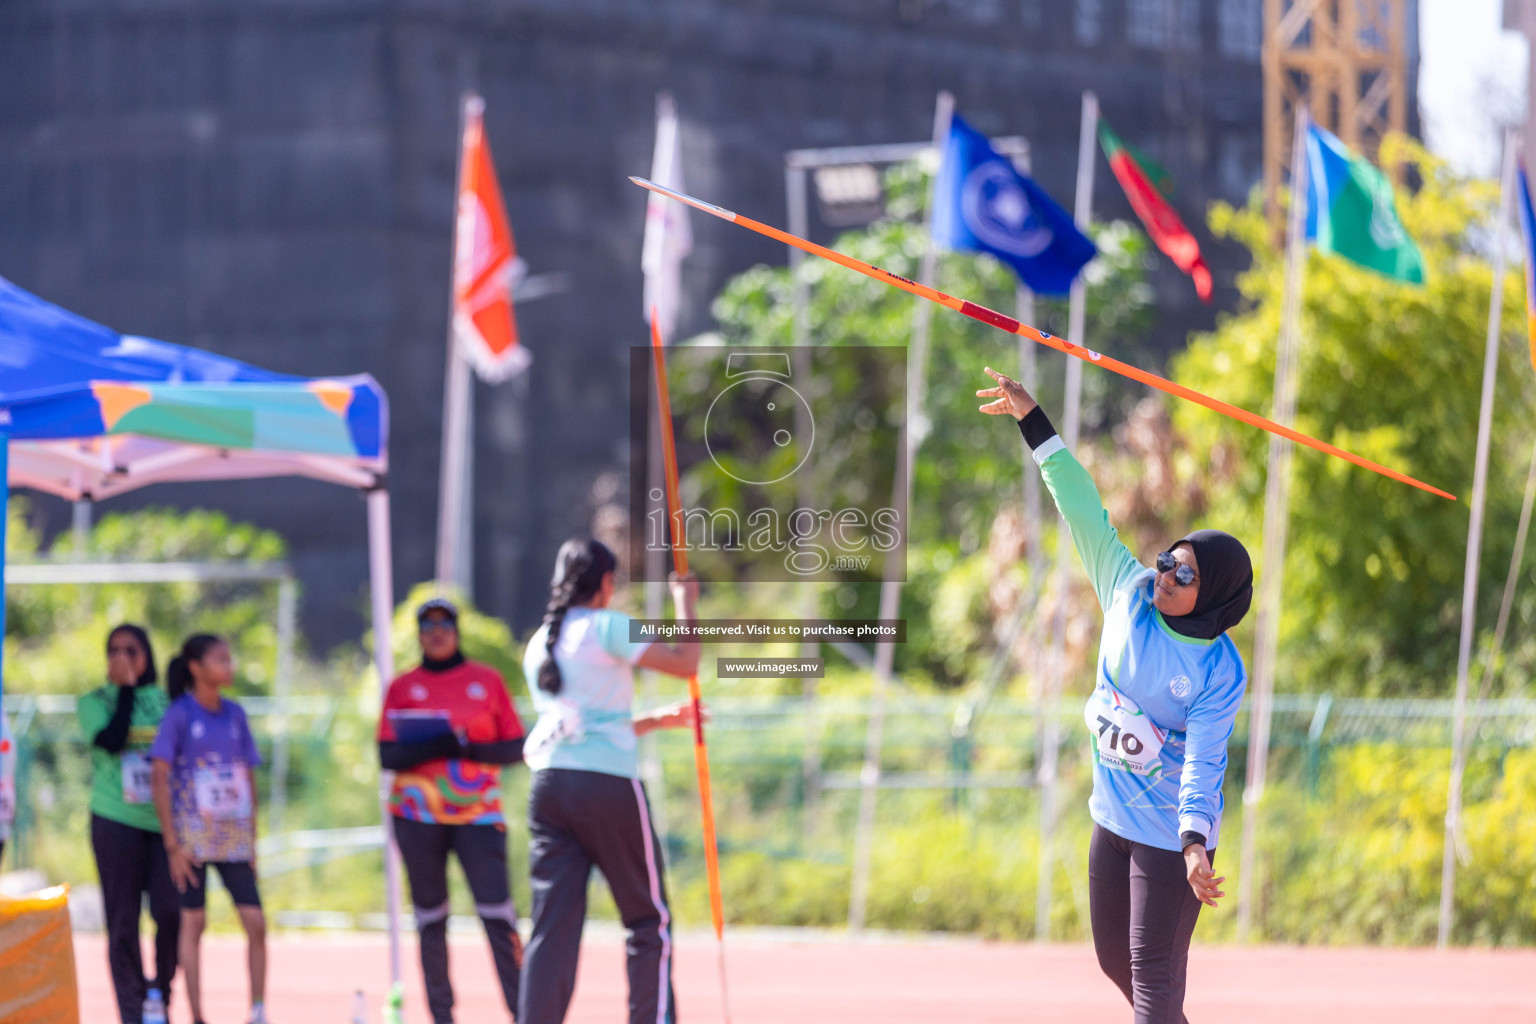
0, 0, 1417, 649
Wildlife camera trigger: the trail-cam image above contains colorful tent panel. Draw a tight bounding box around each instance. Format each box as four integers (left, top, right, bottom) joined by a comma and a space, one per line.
0, 275, 292, 399
1, 274, 387, 499
3, 377, 383, 459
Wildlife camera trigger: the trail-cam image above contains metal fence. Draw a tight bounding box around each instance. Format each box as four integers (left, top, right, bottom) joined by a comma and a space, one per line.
5, 691, 1533, 931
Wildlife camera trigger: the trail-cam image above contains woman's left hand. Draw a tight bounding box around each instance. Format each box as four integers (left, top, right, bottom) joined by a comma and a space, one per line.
656, 700, 707, 731
976, 366, 1038, 421
1183, 844, 1225, 908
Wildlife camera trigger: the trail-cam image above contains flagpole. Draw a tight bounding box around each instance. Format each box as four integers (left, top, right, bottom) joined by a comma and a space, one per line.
1009, 105, 1045, 828
849, 88, 954, 933
1237, 104, 1311, 939
1438, 126, 1517, 949
1010, 147, 1046, 649
785, 157, 823, 835
436, 93, 477, 589
640, 90, 682, 857
1017, 282, 1043, 637
1034, 88, 1097, 942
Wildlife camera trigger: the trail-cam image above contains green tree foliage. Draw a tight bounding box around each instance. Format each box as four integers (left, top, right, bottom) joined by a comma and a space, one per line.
1172, 138, 1536, 695
1232, 744, 1536, 945
4, 501, 288, 695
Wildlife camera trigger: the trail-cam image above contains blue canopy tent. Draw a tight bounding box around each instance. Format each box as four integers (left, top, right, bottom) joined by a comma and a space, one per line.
0, 275, 406, 986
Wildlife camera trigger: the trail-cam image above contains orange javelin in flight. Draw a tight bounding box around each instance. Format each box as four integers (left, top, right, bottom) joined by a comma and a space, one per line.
629, 176, 1454, 502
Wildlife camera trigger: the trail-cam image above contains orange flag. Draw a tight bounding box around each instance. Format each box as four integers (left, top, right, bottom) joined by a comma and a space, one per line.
454, 95, 529, 380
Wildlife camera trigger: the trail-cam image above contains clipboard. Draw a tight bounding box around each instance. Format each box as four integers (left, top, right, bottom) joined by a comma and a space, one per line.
387, 709, 454, 744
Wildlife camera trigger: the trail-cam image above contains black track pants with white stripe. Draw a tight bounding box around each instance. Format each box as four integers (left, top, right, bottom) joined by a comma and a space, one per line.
519, 768, 676, 1024
393, 817, 523, 1024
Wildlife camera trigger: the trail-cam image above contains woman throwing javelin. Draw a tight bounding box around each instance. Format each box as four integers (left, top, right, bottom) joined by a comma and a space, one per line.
978, 367, 1252, 1024
518, 538, 702, 1024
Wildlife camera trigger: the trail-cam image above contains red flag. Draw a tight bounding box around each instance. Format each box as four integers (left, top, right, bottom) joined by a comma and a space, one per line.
1098, 119, 1212, 303
454, 96, 528, 379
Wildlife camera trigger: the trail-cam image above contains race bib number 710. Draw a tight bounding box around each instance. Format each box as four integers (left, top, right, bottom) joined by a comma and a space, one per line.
1084, 685, 1167, 777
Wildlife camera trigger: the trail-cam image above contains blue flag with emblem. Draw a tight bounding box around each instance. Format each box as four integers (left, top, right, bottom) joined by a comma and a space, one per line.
932, 113, 1097, 296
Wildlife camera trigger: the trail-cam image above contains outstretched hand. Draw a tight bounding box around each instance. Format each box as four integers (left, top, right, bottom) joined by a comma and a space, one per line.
976, 366, 1038, 421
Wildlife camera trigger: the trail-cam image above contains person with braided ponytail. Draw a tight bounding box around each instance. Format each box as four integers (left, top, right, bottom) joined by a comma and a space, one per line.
377, 597, 526, 1024
518, 537, 700, 1024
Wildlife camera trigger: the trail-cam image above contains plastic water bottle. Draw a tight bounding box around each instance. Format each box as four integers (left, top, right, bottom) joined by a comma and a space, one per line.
383, 981, 404, 1024
350, 990, 367, 1024
144, 988, 167, 1024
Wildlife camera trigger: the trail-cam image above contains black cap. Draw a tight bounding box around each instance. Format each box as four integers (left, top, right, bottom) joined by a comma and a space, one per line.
415, 597, 460, 624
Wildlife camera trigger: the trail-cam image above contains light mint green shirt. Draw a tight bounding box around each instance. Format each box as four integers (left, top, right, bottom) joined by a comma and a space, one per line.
521, 607, 654, 779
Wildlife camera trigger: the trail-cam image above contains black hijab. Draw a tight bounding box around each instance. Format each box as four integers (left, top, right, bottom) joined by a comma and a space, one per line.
1160, 529, 1253, 640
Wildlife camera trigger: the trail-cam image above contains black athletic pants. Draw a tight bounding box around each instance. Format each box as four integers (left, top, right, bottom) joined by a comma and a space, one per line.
90, 813, 181, 1024
520, 768, 676, 1024
393, 816, 522, 1024
1088, 825, 1210, 1024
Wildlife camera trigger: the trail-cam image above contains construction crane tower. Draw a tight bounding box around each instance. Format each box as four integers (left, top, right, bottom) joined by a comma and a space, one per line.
1263, 0, 1412, 230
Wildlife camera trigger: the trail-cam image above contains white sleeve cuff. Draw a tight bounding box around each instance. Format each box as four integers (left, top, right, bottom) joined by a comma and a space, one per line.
1031, 435, 1065, 466
1178, 814, 1213, 838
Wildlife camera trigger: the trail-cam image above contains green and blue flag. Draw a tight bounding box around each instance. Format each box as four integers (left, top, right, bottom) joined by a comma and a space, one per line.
1304, 123, 1424, 284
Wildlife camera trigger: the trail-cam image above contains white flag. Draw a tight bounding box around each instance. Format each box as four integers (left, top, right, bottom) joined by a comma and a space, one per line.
642, 92, 692, 342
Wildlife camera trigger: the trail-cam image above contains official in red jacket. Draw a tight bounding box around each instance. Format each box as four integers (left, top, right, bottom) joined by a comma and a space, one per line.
378, 598, 526, 1024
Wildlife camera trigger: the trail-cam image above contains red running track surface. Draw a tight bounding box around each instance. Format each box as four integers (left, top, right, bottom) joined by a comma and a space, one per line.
73, 930, 1536, 1023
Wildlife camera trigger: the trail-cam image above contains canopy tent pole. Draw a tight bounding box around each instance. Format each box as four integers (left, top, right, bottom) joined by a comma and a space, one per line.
71, 498, 92, 559
368, 486, 404, 987
269, 576, 298, 837
1, 436, 8, 712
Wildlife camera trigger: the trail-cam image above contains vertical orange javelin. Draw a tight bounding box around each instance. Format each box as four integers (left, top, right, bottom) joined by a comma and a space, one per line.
649, 309, 728, 951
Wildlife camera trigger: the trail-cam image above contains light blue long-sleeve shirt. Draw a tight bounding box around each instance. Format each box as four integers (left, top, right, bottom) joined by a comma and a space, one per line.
1034, 434, 1247, 852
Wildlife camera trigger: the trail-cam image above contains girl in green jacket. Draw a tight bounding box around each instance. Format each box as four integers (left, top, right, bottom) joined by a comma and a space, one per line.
78, 624, 180, 1024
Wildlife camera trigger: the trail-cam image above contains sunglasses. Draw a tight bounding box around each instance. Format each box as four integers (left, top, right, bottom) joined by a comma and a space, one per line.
418, 619, 457, 633
1155, 551, 1198, 587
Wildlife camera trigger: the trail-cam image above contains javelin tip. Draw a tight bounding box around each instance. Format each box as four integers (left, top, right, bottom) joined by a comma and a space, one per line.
631, 176, 738, 221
